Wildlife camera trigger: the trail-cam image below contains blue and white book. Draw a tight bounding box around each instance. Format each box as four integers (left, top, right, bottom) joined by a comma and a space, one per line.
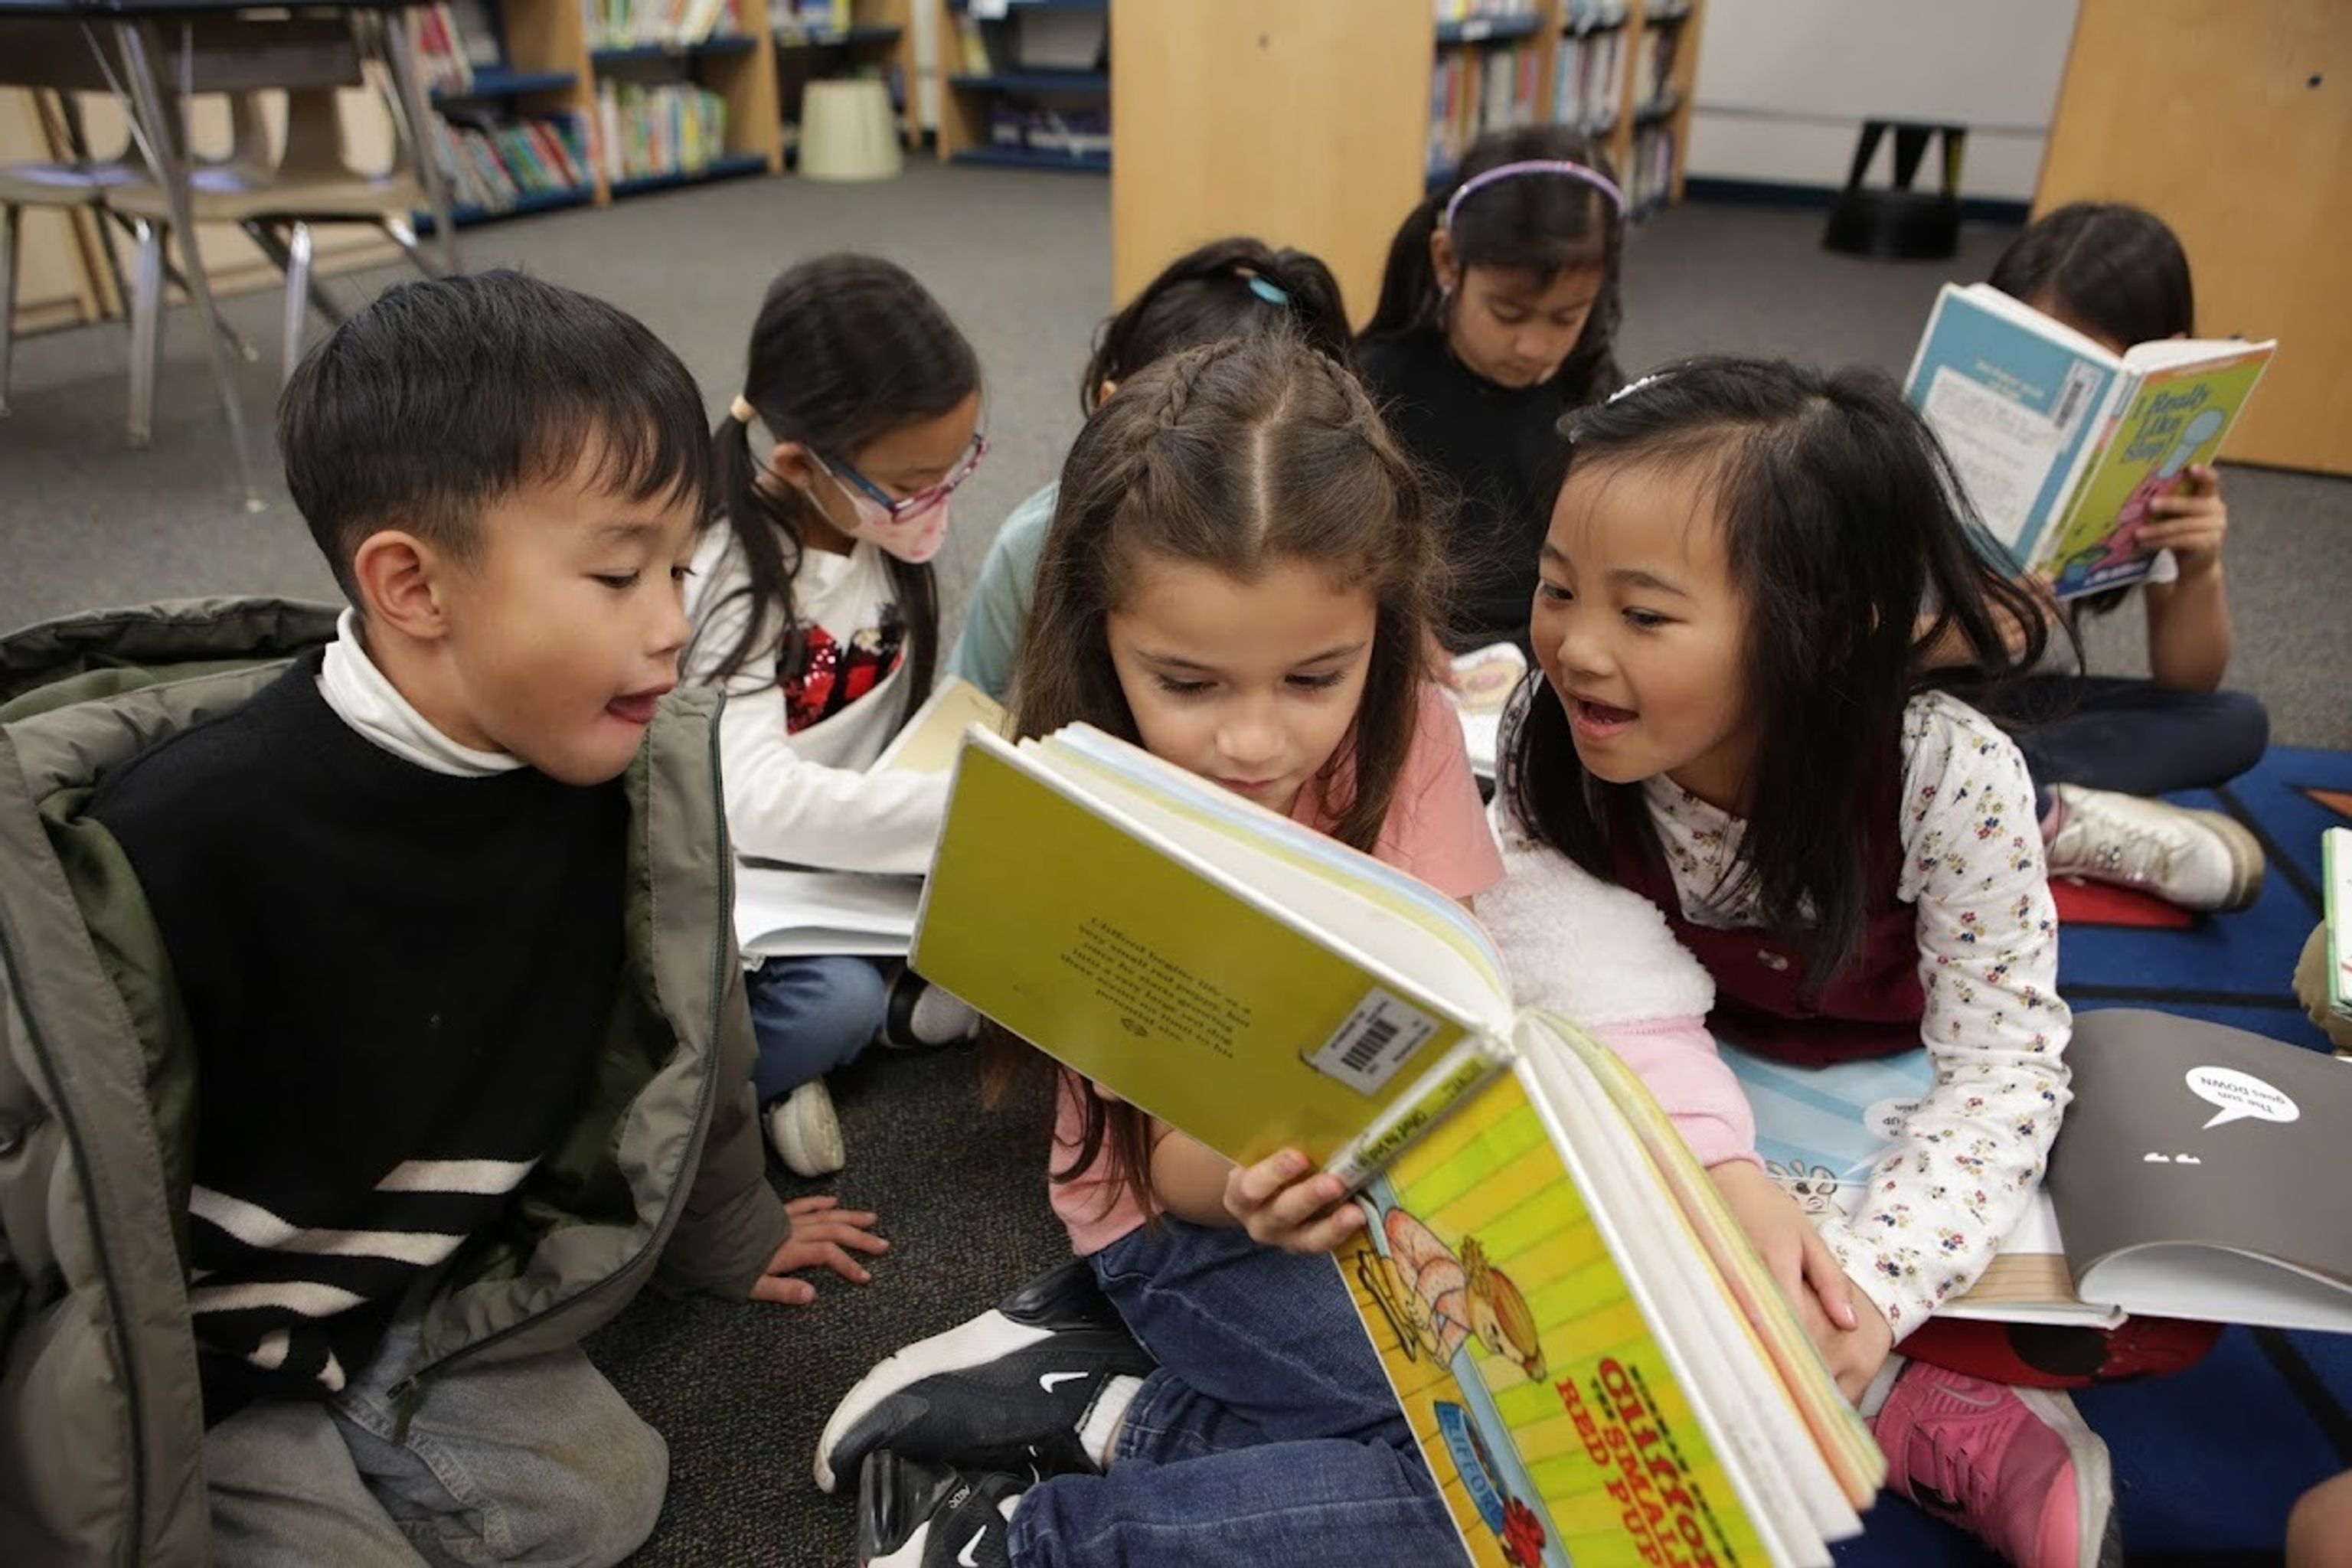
1903, 283, 2273, 598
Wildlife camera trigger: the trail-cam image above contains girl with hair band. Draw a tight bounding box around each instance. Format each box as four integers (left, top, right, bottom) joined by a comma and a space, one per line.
1360, 125, 1627, 657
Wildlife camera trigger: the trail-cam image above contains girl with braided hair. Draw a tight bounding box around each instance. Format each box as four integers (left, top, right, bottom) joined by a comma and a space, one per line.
817, 329, 1503, 1568
947, 234, 1357, 702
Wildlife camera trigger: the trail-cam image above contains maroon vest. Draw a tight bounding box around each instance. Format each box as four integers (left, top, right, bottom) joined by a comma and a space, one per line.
1612, 750, 1925, 1067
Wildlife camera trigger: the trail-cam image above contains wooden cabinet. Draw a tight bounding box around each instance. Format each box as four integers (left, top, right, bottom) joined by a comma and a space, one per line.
2038, 0, 2348, 474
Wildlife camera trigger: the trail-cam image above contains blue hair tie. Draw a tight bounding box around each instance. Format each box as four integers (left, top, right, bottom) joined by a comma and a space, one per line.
1245, 275, 1290, 307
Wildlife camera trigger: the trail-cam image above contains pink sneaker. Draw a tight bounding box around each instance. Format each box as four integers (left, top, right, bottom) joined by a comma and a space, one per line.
1870, 1364, 2119, 1568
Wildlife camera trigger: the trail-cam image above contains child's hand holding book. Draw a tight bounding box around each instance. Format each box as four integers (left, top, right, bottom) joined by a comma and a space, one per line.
1710, 1160, 1894, 1397
1224, 1146, 1370, 1255
2136, 462, 2229, 573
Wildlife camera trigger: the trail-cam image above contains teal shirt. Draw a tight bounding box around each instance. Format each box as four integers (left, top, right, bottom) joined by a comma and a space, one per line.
947, 481, 1058, 703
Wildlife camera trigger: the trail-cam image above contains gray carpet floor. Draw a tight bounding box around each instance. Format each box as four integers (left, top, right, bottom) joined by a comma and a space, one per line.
3, 163, 2348, 1565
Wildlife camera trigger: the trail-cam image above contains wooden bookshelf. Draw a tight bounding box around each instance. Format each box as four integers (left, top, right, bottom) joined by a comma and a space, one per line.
2036, 0, 2347, 475
425, 0, 781, 227
1428, 0, 1706, 215
932, 0, 1111, 172
1112, 0, 1428, 325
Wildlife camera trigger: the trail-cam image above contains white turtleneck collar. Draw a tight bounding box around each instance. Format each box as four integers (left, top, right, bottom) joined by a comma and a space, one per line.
315, 609, 523, 778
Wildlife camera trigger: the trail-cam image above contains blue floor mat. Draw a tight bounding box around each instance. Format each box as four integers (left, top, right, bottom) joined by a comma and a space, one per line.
1839, 746, 2352, 1564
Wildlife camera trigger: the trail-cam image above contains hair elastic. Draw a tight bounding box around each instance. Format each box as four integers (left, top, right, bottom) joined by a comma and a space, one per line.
1243, 273, 1290, 308
1442, 159, 1626, 231
729, 394, 757, 425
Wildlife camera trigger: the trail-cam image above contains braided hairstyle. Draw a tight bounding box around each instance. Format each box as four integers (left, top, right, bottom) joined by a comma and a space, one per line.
1001, 329, 1449, 1217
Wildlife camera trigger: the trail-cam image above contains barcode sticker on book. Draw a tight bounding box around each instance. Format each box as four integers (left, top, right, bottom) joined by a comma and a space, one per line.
1307, 988, 1440, 1095
2052, 361, 2103, 441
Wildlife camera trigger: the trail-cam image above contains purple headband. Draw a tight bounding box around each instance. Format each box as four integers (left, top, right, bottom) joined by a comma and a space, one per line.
1441, 159, 1625, 231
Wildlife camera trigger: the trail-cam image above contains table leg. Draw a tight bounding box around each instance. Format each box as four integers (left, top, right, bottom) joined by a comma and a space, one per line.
109, 19, 263, 509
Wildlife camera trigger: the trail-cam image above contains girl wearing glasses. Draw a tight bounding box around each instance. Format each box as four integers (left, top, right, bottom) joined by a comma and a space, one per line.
687, 253, 988, 1179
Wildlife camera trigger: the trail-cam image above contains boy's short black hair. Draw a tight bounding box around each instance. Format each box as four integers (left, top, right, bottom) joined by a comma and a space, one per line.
278, 270, 711, 600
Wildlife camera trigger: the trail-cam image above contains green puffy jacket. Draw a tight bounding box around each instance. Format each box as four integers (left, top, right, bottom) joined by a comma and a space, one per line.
0, 599, 787, 1565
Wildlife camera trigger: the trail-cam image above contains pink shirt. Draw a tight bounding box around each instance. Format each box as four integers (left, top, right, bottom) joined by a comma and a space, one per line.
1051, 684, 1505, 1255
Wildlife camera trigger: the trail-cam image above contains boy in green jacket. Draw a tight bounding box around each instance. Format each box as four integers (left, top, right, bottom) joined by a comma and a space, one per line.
43, 270, 884, 1564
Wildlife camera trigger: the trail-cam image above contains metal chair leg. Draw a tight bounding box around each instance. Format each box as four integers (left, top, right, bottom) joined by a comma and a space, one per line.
1, 203, 18, 418
381, 215, 439, 279
282, 221, 314, 386
127, 215, 162, 448
121, 211, 257, 362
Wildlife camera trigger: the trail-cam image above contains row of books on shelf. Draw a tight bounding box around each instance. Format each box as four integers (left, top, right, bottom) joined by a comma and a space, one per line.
1636, 14, 1684, 106
595, 79, 731, 181
776, 0, 851, 29
1626, 119, 1676, 215
1432, 0, 1539, 20
1436, 0, 1635, 30
411, 0, 504, 95
988, 102, 1108, 160
429, 112, 593, 214
1552, 24, 1624, 129
582, 0, 746, 52
1429, 44, 1542, 175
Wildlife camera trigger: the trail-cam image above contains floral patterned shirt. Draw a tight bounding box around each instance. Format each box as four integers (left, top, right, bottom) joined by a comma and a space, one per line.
1639, 691, 2073, 1336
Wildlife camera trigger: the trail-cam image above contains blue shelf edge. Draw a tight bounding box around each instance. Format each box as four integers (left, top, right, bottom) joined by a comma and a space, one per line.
590, 37, 757, 66
948, 71, 1108, 94
431, 68, 578, 104
607, 151, 770, 197
413, 185, 595, 234
950, 145, 1107, 174
776, 24, 901, 47
1435, 15, 1542, 45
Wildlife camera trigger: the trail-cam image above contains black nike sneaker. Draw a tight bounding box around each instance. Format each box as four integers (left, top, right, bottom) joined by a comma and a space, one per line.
858, 1450, 1025, 1568
815, 1259, 1156, 1493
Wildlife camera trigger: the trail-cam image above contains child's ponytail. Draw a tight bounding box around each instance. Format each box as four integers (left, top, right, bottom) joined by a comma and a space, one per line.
1362, 189, 1448, 347
1080, 236, 1357, 413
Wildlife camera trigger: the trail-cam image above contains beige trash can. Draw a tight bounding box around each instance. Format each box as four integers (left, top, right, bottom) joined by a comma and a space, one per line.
799, 79, 904, 182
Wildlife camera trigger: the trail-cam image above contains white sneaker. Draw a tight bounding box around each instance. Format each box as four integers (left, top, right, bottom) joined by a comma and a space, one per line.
766, 1079, 846, 1177
2046, 784, 2264, 913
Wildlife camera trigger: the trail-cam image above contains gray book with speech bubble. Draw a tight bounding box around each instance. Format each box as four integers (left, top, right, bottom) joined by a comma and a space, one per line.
2047, 1009, 2352, 1334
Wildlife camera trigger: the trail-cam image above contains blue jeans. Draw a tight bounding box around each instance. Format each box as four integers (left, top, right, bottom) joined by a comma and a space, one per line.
1007, 1219, 1465, 1568
202, 1281, 665, 1566
1989, 675, 2269, 804
743, 954, 889, 1105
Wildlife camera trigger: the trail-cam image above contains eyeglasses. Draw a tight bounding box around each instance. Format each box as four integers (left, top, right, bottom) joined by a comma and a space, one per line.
818, 431, 990, 522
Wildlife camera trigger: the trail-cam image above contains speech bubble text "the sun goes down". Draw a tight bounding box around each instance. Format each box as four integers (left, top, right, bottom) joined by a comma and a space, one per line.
2184, 1067, 2300, 1131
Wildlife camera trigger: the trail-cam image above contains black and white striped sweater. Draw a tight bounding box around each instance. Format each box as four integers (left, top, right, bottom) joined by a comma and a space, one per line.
87, 654, 627, 1423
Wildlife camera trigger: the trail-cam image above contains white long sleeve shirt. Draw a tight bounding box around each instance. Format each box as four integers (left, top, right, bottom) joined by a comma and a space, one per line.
683, 524, 948, 880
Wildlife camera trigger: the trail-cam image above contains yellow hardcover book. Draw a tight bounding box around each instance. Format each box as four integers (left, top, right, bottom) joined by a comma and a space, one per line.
912, 725, 1882, 1566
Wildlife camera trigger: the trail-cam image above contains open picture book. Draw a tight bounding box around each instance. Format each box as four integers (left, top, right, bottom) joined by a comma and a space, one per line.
730, 677, 1008, 961
910, 723, 1883, 1568
1903, 282, 2273, 599
1731, 1008, 2351, 1334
